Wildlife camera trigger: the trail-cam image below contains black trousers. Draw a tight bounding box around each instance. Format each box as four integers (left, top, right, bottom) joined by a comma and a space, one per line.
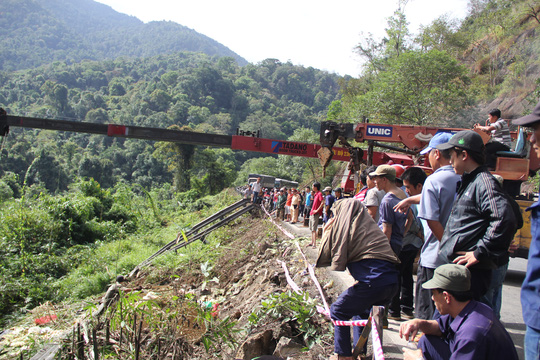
415, 265, 436, 320
389, 245, 418, 315
485, 141, 510, 169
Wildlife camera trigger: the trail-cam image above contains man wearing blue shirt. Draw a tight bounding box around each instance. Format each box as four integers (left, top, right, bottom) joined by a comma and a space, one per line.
394, 133, 461, 320
513, 99, 540, 360
323, 186, 336, 224
417, 133, 461, 319
400, 264, 518, 360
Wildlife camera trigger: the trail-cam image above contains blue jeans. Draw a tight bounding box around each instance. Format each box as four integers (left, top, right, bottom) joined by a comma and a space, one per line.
480, 262, 508, 319
331, 266, 398, 356
525, 326, 540, 360
252, 191, 259, 203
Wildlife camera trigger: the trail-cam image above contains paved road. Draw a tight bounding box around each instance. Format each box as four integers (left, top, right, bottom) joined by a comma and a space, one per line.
501, 257, 527, 360
280, 218, 528, 359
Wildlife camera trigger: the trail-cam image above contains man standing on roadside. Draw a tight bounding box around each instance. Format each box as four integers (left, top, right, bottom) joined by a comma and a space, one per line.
513, 99, 540, 360
284, 188, 293, 222
395, 132, 461, 320
435, 130, 516, 301
276, 188, 287, 221
363, 165, 386, 222
251, 177, 262, 204
323, 186, 335, 224
389, 167, 426, 321
304, 187, 312, 217
334, 187, 344, 202
308, 182, 324, 248
370, 165, 408, 256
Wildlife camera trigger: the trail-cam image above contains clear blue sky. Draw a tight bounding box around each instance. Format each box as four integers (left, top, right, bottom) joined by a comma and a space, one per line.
95, 0, 469, 76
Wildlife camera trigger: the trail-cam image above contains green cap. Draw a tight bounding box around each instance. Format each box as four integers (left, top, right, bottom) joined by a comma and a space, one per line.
422, 264, 471, 292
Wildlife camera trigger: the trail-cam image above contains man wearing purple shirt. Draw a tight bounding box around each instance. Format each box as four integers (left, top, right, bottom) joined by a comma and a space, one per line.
399, 264, 518, 360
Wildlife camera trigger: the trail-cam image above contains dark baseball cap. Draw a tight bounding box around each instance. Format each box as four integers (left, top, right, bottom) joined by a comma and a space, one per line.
422, 264, 471, 292
435, 130, 485, 154
513, 99, 540, 127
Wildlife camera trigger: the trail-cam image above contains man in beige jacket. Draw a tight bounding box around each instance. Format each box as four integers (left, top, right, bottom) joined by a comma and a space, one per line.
317, 199, 399, 360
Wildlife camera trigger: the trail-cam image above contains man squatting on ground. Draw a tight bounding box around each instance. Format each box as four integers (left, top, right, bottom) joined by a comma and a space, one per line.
400, 264, 518, 360
316, 199, 399, 360
513, 98, 540, 360
394, 132, 461, 320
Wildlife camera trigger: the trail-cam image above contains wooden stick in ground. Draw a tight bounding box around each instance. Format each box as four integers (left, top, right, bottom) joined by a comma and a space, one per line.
105, 319, 110, 345
352, 313, 372, 358
92, 328, 99, 360
77, 323, 84, 360
135, 318, 143, 360
372, 305, 384, 347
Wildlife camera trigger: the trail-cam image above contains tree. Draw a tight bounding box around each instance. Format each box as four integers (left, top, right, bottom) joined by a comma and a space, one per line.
191, 148, 236, 195
383, 3, 411, 58
353, 50, 471, 125
26, 148, 69, 192
78, 155, 114, 188
416, 16, 467, 55
153, 125, 196, 192
355, 3, 410, 72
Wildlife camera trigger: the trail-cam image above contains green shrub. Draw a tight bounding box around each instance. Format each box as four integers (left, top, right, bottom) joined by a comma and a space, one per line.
0, 180, 14, 200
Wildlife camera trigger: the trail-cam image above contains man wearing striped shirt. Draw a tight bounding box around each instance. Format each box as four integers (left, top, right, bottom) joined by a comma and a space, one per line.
474, 108, 512, 169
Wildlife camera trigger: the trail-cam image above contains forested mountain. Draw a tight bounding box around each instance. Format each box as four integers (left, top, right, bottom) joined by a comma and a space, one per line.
0, 0, 247, 71
0, 53, 340, 195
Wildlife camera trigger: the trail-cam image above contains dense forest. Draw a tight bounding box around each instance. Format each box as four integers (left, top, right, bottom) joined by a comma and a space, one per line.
0, 53, 340, 196
1, 0, 540, 340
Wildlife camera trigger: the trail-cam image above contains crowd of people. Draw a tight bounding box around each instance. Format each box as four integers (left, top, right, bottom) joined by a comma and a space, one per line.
247, 104, 540, 360
312, 105, 540, 360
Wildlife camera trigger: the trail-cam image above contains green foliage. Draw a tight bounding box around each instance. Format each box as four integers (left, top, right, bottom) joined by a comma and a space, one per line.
0, 178, 169, 325
354, 50, 471, 125
0, 180, 14, 200
347, 0, 540, 125
457, 0, 540, 100
0, 51, 340, 194
96, 290, 238, 357
248, 290, 328, 348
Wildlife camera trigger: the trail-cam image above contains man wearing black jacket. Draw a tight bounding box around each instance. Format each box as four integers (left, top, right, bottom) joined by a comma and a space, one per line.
435, 130, 516, 301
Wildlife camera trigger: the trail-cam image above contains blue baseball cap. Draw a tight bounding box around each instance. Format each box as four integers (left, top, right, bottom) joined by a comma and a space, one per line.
419, 132, 454, 155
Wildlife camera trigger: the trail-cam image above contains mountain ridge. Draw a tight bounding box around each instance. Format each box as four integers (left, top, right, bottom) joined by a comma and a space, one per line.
0, 0, 248, 71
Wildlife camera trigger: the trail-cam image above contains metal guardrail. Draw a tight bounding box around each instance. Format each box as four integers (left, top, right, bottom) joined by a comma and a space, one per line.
130, 198, 254, 276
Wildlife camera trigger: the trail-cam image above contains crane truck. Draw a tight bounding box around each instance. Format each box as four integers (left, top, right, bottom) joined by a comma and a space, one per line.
0, 109, 536, 258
